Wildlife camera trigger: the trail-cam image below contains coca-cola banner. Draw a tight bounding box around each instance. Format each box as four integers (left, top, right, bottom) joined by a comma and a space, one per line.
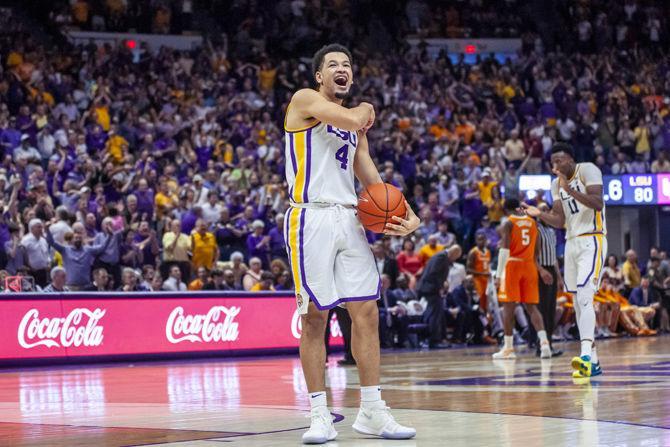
0, 293, 343, 363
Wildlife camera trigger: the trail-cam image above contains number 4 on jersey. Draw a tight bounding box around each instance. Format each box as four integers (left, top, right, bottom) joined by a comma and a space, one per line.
335, 144, 349, 169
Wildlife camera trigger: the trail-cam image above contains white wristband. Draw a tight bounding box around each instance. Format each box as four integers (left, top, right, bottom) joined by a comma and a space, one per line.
496, 248, 510, 281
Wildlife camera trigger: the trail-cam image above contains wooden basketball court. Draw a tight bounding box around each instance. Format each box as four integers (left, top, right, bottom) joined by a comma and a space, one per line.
1, 336, 669, 446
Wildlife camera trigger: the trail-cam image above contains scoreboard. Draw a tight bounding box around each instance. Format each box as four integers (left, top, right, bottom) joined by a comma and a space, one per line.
519, 174, 670, 206
603, 174, 670, 205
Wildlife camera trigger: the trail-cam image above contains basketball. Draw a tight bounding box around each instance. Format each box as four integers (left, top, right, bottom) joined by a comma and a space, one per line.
357, 183, 407, 233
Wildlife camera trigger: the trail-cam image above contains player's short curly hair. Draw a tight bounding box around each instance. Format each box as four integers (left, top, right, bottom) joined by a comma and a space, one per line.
312, 43, 353, 80
551, 142, 575, 159
504, 198, 521, 212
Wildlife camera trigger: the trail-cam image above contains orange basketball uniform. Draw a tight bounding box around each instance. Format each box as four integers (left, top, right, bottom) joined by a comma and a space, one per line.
499, 215, 539, 304
469, 247, 491, 310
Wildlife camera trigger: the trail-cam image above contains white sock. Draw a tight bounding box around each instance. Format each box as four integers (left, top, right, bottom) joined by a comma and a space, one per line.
504, 335, 514, 350
361, 386, 382, 406
308, 391, 327, 411
580, 340, 593, 358
591, 346, 598, 364
538, 330, 548, 345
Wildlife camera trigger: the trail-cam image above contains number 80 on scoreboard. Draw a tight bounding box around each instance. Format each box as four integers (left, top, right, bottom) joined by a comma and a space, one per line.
603, 174, 667, 205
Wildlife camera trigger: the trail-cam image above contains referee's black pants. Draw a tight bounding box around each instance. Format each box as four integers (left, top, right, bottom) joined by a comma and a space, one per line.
422, 293, 446, 346
538, 266, 558, 343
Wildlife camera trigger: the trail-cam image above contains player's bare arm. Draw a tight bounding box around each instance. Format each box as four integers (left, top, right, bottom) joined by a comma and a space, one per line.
353, 131, 382, 188
352, 131, 420, 236
522, 199, 565, 229
287, 89, 373, 132
554, 170, 604, 211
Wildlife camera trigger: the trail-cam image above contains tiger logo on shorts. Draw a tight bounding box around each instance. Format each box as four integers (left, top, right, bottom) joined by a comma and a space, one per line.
296, 293, 304, 309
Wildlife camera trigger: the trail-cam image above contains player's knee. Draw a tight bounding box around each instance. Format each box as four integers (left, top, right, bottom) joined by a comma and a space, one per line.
301, 311, 329, 335
348, 301, 378, 326
576, 285, 596, 307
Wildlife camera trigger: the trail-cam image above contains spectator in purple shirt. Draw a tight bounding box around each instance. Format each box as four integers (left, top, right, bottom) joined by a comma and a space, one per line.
267, 214, 287, 262
181, 206, 202, 235
133, 221, 160, 267
133, 178, 155, 219
85, 124, 107, 154
461, 181, 484, 249
246, 220, 270, 267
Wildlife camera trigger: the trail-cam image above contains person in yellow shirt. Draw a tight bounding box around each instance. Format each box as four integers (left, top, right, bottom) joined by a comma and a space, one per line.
622, 249, 641, 292
249, 271, 276, 292
258, 60, 277, 92
162, 219, 191, 280
191, 219, 218, 272
106, 126, 128, 163
418, 235, 445, 267
93, 99, 111, 131
154, 181, 178, 220
7, 50, 23, 68
634, 118, 650, 156
477, 168, 497, 204
486, 186, 504, 223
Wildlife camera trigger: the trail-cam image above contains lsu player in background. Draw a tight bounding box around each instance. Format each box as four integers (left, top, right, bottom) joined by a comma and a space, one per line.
284, 43, 419, 444
523, 142, 607, 379
493, 198, 553, 359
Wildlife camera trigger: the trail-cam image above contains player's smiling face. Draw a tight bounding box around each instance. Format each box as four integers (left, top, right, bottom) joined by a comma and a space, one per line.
316, 52, 353, 99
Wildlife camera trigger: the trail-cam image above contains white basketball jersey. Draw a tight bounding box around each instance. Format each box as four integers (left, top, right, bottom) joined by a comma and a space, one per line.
284, 112, 358, 206
551, 162, 607, 239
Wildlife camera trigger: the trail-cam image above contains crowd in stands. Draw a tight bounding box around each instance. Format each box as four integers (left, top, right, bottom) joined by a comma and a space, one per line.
49, 0, 196, 34
0, 1, 668, 348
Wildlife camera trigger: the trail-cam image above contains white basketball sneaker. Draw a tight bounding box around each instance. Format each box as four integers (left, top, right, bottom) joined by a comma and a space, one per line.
492, 348, 516, 359
302, 407, 337, 444
540, 342, 552, 359
352, 401, 416, 439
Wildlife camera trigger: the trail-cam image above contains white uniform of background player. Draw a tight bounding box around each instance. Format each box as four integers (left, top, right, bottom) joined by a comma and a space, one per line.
284, 117, 380, 314
523, 142, 607, 378
551, 162, 607, 295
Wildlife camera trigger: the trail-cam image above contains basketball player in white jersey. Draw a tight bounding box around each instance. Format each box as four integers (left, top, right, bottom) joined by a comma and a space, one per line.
284, 44, 419, 443
523, 142, 606, 379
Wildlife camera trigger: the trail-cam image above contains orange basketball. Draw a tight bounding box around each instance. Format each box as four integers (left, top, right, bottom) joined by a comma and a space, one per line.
357, 183, 407, 233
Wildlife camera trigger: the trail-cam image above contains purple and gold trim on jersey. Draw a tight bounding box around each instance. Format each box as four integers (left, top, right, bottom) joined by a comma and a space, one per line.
287, 129, 313, 203
577, 233, 605, 288
592, 209, 604, 233
286, 207, 317, 305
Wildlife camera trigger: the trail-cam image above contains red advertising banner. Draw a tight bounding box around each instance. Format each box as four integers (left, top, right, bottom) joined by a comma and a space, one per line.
0, 293, 343, 363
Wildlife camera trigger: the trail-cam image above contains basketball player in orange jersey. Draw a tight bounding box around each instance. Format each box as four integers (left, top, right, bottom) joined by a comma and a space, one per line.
467, 231, 491, 311
284, 44, 419, 443
493, 198, 554, 359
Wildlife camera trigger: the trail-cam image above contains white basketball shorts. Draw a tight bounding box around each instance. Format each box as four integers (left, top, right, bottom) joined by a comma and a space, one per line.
284, 204, 381, 314
564, 233, 607, 293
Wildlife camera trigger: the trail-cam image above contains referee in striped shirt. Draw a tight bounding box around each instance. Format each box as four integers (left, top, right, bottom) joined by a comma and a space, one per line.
536, 203, 564, 357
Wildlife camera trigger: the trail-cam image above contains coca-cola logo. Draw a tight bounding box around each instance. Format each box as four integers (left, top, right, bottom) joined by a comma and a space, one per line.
18, 308, 106, 349
291, 310, 342, 339
166, 306, 240, 344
